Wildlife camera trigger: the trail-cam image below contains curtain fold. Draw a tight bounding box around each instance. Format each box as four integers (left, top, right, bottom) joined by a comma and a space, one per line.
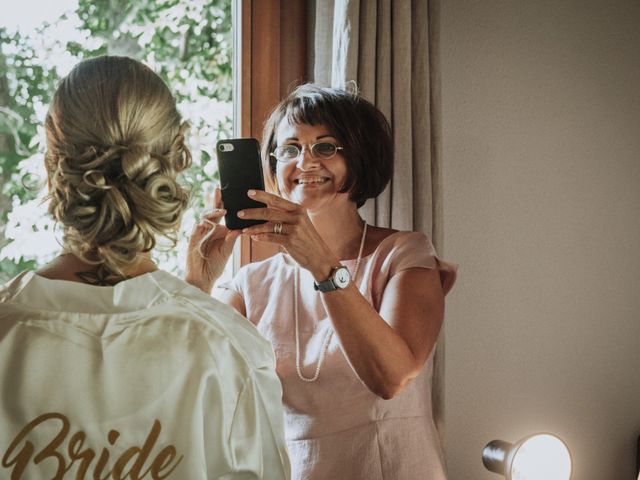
309, 0, 446, 444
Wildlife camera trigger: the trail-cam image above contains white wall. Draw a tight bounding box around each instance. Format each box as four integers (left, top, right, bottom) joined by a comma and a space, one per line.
440, 1, 640, 479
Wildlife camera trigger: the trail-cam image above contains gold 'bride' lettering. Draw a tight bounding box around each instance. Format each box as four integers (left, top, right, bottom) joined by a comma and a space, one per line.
1, 412, 183, 480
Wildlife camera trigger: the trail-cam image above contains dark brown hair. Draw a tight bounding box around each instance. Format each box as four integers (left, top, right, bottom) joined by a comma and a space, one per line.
261, 84, 393, 208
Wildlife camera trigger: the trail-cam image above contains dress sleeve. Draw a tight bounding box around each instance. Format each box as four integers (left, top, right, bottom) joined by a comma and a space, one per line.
387, 232, 457, 296
222, 368, 291, 479
216, 266, 247, 297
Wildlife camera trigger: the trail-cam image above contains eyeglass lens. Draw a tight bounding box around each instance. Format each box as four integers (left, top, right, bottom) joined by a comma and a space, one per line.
274, 142, 339, 161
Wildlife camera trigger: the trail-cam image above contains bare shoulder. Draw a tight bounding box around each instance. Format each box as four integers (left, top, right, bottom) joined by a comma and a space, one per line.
35, 258, 79, 282
362, 225, 400, 257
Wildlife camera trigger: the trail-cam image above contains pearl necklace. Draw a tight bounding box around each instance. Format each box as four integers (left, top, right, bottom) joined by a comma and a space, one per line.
294, 222, 368, 382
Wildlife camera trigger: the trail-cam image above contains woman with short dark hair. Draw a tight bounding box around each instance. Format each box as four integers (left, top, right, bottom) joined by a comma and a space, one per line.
260, 84, 393, 208
190, 84, 456, 479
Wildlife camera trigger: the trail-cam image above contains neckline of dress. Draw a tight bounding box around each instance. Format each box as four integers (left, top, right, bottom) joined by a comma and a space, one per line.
279, 230, 407, 265
339, 229, 405, 262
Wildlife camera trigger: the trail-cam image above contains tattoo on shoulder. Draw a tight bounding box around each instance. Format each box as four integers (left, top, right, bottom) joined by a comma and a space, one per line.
74, 270, 111, 286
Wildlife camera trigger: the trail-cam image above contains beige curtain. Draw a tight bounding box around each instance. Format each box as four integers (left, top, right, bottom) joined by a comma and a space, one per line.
309, 0, 446, 443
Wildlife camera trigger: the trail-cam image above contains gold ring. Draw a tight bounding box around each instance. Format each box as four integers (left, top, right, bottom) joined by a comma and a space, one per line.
274, 222, 283, 235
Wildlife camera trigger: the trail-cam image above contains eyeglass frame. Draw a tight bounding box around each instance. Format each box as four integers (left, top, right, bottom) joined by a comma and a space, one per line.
269, 141, 344, 163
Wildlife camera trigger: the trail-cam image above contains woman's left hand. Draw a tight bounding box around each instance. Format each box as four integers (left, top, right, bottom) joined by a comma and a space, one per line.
185, 188, 241, 293
238, 190, 338, 280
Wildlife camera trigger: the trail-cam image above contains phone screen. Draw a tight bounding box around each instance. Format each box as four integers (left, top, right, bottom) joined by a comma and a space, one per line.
216, 138, 267, 230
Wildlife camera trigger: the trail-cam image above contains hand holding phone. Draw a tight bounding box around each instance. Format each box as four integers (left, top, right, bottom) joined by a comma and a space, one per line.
216, 138, 267, 230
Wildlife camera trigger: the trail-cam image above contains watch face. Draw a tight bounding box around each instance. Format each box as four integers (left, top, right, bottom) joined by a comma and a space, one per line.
333, 267, 351, 288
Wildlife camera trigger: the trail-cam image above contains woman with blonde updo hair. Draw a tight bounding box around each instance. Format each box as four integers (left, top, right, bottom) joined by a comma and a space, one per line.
0, 56, 289, 479
43, 55, 191, 284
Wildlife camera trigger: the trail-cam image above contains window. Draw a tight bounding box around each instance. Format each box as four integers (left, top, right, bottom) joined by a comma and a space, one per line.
0, 0, 233, 283
0, 0, 308, 283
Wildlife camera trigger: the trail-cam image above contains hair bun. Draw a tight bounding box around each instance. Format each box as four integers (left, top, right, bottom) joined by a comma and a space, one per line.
44, 56, 192, 284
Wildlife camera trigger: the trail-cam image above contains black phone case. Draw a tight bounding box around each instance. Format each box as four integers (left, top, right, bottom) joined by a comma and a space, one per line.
216, 138, 267, 230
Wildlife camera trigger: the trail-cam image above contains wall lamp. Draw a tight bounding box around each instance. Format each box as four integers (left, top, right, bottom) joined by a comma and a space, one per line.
482, 433, 572, 480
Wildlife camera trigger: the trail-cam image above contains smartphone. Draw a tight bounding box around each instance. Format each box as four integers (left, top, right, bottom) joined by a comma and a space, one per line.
216, 137, 267, 230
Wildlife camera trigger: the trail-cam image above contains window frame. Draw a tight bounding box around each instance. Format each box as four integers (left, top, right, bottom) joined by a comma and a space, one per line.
235, 0, 308, 268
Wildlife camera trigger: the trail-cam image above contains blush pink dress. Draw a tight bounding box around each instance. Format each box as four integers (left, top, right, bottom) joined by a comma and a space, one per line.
221, 231, 457, 479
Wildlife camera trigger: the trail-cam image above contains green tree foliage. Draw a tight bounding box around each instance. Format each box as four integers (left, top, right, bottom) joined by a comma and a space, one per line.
0, 0, 232, 282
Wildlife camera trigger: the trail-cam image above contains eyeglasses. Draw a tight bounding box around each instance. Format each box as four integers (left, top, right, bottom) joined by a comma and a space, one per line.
270, 142, 344, 163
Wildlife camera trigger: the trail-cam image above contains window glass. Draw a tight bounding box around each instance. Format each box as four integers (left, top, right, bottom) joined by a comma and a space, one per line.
0, 0, 233, 284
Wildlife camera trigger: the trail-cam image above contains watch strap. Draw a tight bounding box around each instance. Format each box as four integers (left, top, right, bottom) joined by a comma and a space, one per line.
313, 275, 338, 292
313, 266, 350, 292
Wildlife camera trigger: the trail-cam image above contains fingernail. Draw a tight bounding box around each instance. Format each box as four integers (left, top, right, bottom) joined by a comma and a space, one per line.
238, 211, 245, 217
242, 228, 248, 233
248, 190, 256, 196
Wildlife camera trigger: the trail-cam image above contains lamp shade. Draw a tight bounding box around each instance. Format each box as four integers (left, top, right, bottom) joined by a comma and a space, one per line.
482, 433, 572, 480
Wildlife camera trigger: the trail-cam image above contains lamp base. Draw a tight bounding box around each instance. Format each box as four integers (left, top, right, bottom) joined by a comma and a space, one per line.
482, 440, 512, 476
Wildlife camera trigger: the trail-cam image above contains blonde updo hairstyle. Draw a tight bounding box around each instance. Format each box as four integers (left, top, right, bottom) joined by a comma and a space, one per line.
44, 56, 191, 284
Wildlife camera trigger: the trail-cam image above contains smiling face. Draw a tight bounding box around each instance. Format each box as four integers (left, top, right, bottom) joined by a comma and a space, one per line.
275, 119, 353, 212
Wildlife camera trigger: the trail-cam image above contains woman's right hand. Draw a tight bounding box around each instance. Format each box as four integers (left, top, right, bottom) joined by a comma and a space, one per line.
185, 188, 240, 293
